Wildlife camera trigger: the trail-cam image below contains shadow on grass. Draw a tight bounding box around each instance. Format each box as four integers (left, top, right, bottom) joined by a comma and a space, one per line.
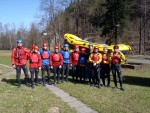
123, 75, 150, 87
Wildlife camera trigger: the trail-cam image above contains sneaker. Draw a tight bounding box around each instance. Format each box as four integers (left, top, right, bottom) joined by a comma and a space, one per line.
43, 84, 46, 86
48, 82, 51, 85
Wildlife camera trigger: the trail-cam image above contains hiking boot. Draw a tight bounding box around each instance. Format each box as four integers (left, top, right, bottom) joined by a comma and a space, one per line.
120, 87, 125, 91
98, 84, 101, 89
48, 82, 51, 85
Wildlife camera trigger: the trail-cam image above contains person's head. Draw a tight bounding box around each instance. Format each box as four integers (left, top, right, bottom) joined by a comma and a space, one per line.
32, 45, 38, 53
54, 45, 59, 53
88, 43, 93, 51
64, 44, 69, 50
81, 48, 86, 54
113, 45, 119, 52
74, 45, 79, 51
17, 39, 23, 47
93, 46, 99, 53
103, 47, 108, 53
42, 43, 48, 50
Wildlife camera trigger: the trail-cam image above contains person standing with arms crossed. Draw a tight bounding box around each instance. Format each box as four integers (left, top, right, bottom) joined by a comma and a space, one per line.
11, 39, 30, 88
40, 43, 51, 86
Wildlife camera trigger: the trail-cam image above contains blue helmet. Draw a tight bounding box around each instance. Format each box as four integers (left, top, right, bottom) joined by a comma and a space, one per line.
88, 43, 93, 46
64, 44, 69, 47
17, 39, 23, 43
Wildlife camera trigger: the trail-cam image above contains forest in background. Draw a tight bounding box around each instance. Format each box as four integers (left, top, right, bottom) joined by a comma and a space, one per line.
0, 0, 150, 55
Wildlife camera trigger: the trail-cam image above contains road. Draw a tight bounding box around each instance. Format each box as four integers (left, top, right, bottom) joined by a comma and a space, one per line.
127, 58, 150, 64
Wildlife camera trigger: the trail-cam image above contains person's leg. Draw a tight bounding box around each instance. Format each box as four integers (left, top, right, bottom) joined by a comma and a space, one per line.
41, 65, 46, 86
16, 65, 21, 88
72, 65, 76, 81
53, 66, 57, 85
106, 65, 111, 87
101, 65, 105, 86
57, 66, 60, 83
22, 65, 29, 86
30, 68, 35, 88
62, 64, 66, 82
66, 64, 69, 82
96, 66, 101, 88
112, 65, 117, 88
35, 68, 39, 86
46, 65, 51, 85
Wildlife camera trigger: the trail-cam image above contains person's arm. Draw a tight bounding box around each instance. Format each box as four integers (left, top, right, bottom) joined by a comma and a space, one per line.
96, 53, 102, 64
88, 53, 93, 63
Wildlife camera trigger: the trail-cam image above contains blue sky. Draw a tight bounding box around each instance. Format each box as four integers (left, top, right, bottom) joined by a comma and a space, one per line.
0, 0, 40, 29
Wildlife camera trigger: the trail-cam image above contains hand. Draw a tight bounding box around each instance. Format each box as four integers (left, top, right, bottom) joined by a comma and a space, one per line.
12, 64, 16, 69
51, 66, 53, 69
70, 64, 72, 67
93, 63, 96, 66
59, 65, 62, 68
104, 61, 107, 63
39, 67, 41, 70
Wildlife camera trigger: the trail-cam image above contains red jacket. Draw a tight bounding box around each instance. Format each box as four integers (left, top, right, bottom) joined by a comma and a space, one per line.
11, 47, 30, 65
70, 51, 80, 65
50, 52, 63, 66
27, 52, 42, 68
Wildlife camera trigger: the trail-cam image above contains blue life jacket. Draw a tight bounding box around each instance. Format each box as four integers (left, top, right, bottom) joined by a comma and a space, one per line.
40, 49, 51, 65
79, 54, 87, 65
60, 50, 71, 64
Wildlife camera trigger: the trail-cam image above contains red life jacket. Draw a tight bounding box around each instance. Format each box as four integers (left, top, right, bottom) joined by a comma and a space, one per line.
112, 53, 120, 64
52, 53, 61, 62
72, 52, 79, 61
30, 53, 39, 63
15, 47, 26, 59
92, 54, 99, 62
42, 51, 49, 59
101, 53, 108, 64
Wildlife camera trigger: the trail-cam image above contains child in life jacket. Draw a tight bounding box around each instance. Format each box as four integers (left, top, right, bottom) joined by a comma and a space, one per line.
11, 39, 30, 88
77, 48, 88, 83
40, 43, 51, 86
50, 46, 63, 86
111, 45, 125, 91
60, 44, 71, 82
27, 45, 42, 89
70, 45, 80, 82
89, 46, 102, 88
100, 47, 111, 87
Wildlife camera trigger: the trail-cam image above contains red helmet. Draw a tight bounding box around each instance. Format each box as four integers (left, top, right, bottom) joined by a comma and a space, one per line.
81, 48, 86, 51
32, 45, 38, 50
94, 46, 99, 49
43, 43, 48, 47
54, 45, 59, 49
74, 45, 79, 49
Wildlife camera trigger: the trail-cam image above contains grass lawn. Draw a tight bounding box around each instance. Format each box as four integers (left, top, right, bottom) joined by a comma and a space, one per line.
56, 66, 150, 113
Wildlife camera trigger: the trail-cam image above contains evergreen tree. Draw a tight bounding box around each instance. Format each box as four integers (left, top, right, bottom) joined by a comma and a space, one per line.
101, 0, 133, 44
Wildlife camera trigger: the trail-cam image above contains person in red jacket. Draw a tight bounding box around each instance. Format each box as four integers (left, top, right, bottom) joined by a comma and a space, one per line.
50, 46, 63, 86
70, 45, 80, 82
11, 39, 30, 88
27, 45, 42, 89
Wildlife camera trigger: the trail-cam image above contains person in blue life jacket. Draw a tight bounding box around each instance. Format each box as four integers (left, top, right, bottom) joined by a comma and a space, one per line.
77, 48, 88, 83
60, 44, 71, 82
40, 43, 51, 86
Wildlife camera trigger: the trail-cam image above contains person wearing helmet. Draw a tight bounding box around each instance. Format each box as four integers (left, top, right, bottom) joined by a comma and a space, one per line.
87, 43, 94, 85
11, 39, 30, 88
100, 47, 111, 87
111, 45, 125, 91
27, 45, 42, 89
89, 46, 102, 88
70, 45, 80, 82
40, 43, 52, 86
60, 44, 71, 82
50, 45, 63, 86
77, 48, 88, 83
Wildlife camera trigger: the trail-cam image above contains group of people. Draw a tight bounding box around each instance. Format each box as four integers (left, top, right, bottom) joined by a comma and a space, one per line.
11, 39, 125, 91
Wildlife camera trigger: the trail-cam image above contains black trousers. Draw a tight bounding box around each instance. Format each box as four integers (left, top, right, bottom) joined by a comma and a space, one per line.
53, 66, 61, 83
62, 63, 70, 81
30, 67, 39, 86
91, 65, 100, 85
16, 65, 29, 86
77, 66, 86, 82
100, 64, 110, 86
111, 64, 123, 88
41, 65, 51, 84
72, 65, 79, 81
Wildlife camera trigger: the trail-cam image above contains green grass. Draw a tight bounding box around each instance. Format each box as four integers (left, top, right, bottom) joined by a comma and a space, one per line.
0, 50, 11, 53
0, 56, 12, 66
56, 66, 150, 113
